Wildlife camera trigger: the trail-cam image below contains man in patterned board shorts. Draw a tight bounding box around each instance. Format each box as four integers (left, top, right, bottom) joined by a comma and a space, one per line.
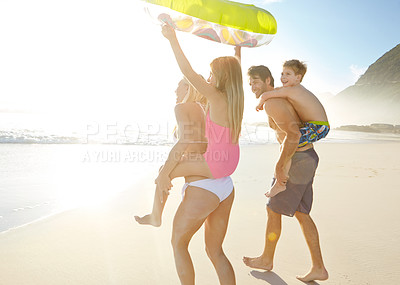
244, 65, 329, 282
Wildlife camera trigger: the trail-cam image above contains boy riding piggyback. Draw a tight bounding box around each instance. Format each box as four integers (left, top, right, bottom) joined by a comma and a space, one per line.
257, 60, 329, 197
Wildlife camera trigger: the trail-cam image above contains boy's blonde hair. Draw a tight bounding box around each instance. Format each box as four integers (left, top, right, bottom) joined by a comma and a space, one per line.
210, 56, 244, 144
181, 77, 208, 106
283, 60, 307, 82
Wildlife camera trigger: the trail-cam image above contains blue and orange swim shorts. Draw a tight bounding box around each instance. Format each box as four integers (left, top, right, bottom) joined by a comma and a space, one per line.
298, 121, 330, 148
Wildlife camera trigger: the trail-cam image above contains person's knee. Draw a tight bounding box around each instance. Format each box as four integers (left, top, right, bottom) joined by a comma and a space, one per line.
171, 228, 188, 250
205, 243, 223, 261
267, 206, 280, 218
294, 211, 310, 223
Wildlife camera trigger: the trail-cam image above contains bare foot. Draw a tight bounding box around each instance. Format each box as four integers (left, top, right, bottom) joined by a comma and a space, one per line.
134, 214, 161, 227
296, 267, 329, 282
265, 181, 286, 198
243, 256, 273, 271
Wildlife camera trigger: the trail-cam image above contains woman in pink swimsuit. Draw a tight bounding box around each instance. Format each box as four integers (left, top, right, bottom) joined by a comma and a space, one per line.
157, 25, 243, 285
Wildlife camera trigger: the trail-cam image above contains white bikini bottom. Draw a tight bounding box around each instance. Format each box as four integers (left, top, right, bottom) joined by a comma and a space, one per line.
181, 176, 234, 202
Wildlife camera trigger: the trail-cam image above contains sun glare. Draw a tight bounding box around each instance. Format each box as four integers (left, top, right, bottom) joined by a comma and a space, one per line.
50, 146, 134, 210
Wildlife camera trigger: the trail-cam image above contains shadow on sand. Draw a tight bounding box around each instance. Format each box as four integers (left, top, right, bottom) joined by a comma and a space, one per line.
250, 271, 288, 285
250, 270, 320, 285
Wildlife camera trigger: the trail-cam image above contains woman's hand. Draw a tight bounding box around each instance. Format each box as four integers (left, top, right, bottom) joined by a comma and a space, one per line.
162, 24, 176, 41
155, 173, 173, 202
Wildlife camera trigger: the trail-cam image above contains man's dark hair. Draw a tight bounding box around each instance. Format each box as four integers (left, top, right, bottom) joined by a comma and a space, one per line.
247, 65, 274, 87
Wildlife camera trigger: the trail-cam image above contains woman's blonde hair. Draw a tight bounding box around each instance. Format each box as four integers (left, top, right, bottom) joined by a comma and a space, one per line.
210, 56, 244, 144
181, 77, 208, 106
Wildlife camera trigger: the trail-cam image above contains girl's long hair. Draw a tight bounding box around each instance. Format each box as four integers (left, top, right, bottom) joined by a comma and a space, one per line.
181, 77, 208, 106
173, 78, 208, 139
210, 56, 244, 144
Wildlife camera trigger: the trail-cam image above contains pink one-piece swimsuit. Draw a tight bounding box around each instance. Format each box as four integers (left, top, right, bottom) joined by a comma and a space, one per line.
203, 112, 240, 179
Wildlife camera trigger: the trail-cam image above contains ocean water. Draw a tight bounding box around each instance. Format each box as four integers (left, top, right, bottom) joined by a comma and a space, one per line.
1, 112, 400, 233
0, 143, 170, 233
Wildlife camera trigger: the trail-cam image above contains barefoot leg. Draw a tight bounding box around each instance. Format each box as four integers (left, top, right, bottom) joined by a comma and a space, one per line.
205, 190, 236, 284
243, 207, 281, 271
134, 184, 166, 227
172, 186, 219, 285
295, 211, 329, 282
135, 159, 212, 227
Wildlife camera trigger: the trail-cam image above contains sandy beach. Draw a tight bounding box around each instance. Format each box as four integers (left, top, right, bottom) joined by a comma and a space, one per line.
1, 143, 399, 284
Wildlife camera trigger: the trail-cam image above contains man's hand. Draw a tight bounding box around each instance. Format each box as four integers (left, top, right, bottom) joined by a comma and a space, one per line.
275, 164, 289, 185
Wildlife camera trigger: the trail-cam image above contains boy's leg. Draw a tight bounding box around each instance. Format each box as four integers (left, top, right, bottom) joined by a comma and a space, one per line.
265, 160, 291, 198
267, 122, 321, 198
243, 206, 282, 270
294, 211, 329, 282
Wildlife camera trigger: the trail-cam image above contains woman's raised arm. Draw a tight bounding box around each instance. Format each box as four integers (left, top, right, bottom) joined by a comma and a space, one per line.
161, 25, 220, 103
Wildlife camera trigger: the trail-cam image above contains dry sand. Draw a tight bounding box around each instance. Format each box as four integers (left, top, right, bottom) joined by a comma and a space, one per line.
1, 143, 399, 284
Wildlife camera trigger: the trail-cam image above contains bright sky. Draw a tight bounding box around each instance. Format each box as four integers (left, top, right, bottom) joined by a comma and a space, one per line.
0, 0, 399, 125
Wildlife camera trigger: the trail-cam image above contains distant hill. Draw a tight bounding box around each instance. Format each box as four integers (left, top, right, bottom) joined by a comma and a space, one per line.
356, 44, 400, 85
328, 44, 400, 126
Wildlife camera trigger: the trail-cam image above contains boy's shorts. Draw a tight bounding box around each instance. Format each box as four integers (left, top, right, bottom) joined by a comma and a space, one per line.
298, 121, 330, 148
267, 148, 319, 217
